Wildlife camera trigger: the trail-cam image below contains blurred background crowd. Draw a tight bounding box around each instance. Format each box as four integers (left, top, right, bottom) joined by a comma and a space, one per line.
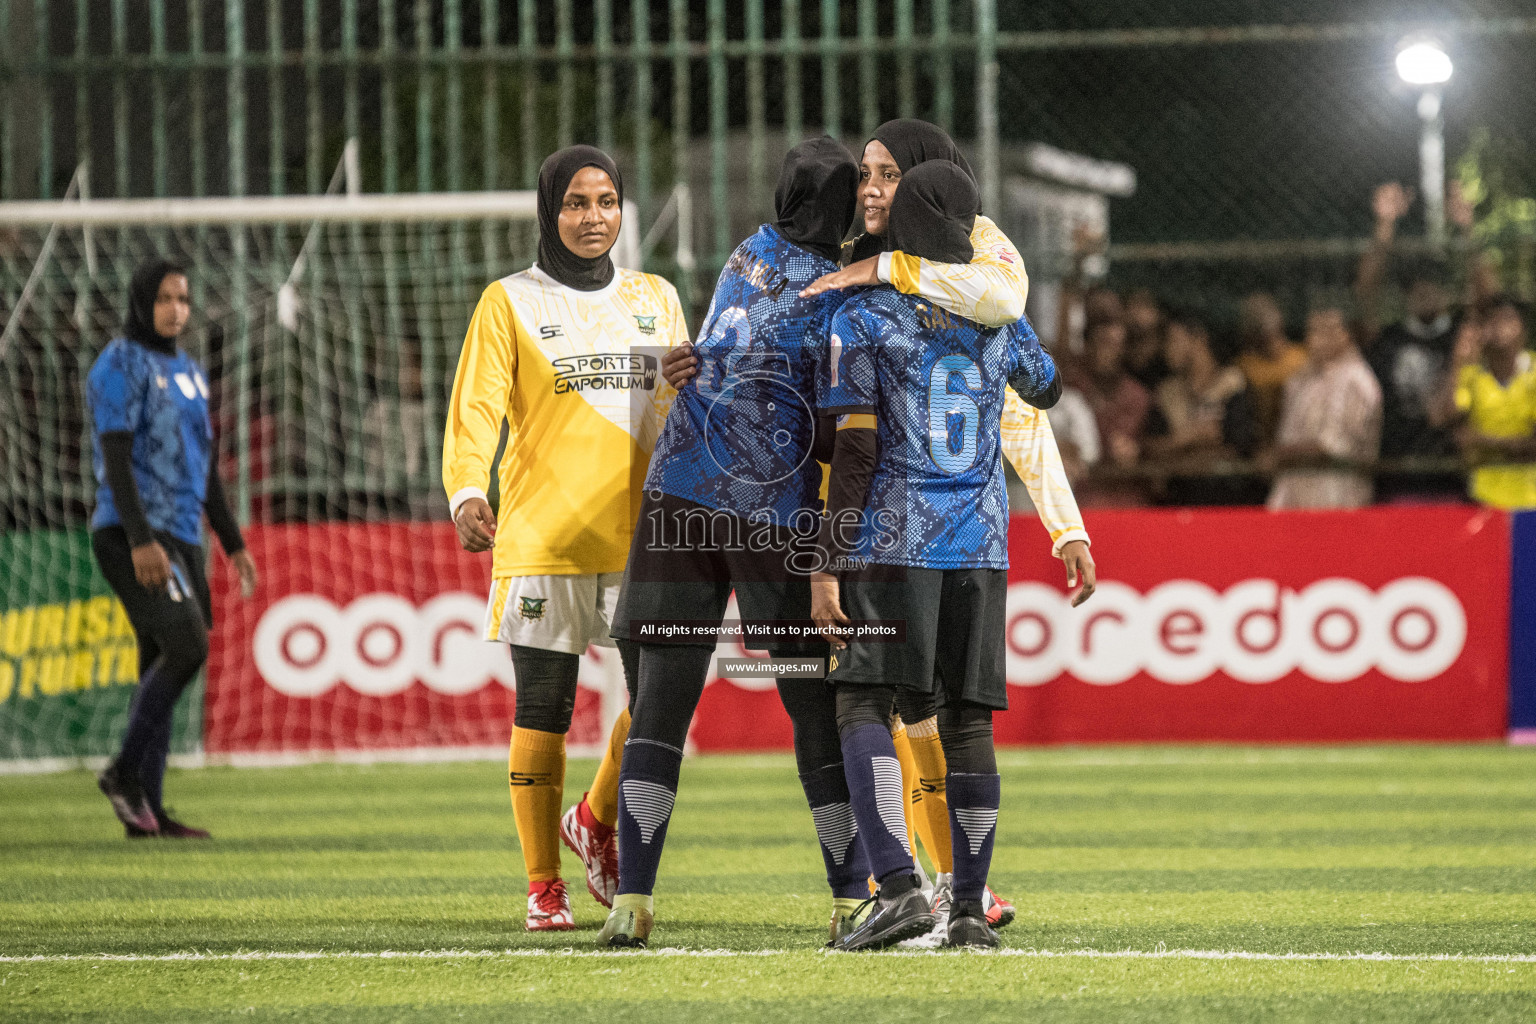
1033, 181, 1535, 513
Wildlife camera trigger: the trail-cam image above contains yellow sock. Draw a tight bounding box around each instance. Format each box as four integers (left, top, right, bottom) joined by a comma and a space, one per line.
890, 719, 920, 867
586, 707, 630, 827
905, 716, 954, 874
508, 726, 567, 883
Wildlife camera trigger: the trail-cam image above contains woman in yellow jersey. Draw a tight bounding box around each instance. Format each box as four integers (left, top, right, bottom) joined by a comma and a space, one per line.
801, 119, 1096, 935
443, 145, 687, 932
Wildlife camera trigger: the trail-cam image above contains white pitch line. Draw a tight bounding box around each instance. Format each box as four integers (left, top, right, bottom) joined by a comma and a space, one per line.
3, 947, 1536, 965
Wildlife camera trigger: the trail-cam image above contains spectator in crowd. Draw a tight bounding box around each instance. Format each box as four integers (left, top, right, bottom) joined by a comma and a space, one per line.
1236, 291, 1308, 444
1432, 296, 1536, 509
1356, 181, 1486, 500
1266, 306, 1383, 510
1070, 315, 1150, 506
1123, 287, 1168, 390
1143, 311, 1261, 505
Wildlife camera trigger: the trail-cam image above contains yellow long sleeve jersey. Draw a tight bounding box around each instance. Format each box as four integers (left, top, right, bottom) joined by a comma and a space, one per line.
877, 214, 1030, 328
443, 266, 687, 577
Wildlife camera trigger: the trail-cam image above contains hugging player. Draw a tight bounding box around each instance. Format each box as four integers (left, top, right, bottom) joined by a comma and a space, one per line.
805, 117, 1095, 933
813, 160, 1057, 950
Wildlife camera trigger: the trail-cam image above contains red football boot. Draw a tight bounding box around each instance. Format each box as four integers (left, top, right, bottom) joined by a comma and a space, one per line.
560, 795, 618, 908
983, 885, 1016, 928
525, 879, 575, 932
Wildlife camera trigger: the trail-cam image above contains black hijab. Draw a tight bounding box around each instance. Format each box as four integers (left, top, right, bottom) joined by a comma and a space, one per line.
123, 258, 185, 355
536, 145, 624, 291
772, 136, 859, 263
887, 160, 977, 265
871, 118, 976, 183
849, 118, 977, 262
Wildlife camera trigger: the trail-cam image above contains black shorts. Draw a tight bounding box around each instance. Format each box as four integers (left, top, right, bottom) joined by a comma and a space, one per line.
828, 565, 1008, 710
612, 491, 823, 658
91, 526, 213, 637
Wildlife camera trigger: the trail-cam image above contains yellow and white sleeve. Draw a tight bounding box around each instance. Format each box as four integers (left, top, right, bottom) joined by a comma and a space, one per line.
442, 282, 519, 518
877, 215, 1030, 328
1000, 389, 1090, 557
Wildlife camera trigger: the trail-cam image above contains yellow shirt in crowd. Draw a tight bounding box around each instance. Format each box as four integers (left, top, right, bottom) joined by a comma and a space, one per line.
1455, 355, 1536, 510
443, 265, 688, 577
1239, 342, 1310, 441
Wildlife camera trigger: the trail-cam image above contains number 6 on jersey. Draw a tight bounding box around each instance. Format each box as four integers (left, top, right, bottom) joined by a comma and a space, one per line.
928, 354, 981, 474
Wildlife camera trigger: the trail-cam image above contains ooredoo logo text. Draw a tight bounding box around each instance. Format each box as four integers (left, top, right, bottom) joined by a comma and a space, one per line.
250, 575, 1468, 697
252, 593, 514, 698
1005, 577, 1467, 685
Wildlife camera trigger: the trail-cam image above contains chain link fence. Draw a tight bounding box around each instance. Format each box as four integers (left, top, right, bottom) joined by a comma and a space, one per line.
3, 0, 1536, 520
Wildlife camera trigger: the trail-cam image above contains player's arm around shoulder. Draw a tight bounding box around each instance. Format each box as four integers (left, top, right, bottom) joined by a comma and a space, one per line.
444, 281, 522, 553
882, 214, 1030, 328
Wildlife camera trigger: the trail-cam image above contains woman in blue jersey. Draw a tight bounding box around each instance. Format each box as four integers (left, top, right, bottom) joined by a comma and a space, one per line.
814, 161, 1039, 950
88, 259, 258, 838
598, 137, 864, 948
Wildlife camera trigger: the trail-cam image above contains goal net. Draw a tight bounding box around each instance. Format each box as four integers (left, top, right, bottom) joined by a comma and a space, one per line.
0, 191, 637, 768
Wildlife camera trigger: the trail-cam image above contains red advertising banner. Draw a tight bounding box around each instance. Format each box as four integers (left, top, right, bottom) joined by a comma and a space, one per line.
205, 523, 618, 756
694, 505, 1511, 748
210, 506, 1510, 756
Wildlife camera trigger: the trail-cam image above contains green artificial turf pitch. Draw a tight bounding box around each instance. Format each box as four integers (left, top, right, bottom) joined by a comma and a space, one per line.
3, 745, 1535, 1022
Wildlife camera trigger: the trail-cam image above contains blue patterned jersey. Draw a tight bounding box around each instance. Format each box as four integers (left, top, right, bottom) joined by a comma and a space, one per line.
647, 225, 841, 524
818, 293, 1054, 570
87, 338, 213, 545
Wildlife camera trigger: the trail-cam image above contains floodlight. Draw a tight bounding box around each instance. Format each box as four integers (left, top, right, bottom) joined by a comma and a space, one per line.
1396, 39, 1453, 87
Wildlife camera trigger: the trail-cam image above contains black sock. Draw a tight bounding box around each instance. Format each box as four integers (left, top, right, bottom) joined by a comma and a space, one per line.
947, 772, 1001, 904
799, 762, 868, 899
839, 722, 913, 884
615, 738, 684, 897
951, 898, 985, 921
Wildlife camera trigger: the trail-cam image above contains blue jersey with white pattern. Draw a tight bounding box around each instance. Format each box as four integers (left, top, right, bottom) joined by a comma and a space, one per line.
818, 293, 1052, 570
647, 225, 841, 524
87, 338, 213, 546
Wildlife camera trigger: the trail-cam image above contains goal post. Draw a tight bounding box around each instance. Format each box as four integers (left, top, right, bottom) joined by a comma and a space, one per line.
0, 190, 645, 769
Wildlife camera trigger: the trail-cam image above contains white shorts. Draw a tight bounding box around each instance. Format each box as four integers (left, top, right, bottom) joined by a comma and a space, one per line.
483, 572, 625, 655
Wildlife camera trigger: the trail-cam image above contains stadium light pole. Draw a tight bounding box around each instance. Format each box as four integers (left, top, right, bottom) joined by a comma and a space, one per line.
1396, 36, 1453, 248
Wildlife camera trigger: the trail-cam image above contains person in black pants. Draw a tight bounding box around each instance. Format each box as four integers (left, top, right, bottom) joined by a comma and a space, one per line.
86, 259, 258, 838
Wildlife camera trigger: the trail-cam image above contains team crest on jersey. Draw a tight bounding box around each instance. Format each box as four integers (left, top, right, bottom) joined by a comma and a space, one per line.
633, 314, 657, 335
518, 597, 548, 621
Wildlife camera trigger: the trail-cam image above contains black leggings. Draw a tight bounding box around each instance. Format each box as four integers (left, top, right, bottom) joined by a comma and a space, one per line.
510, 639, 640, 734
893, 690, 939, 725
623, 644, 843, 775
92, 527, 212, 810
835, 685, 996, 775
775, 677, 844, 774
627, 644, 713, 751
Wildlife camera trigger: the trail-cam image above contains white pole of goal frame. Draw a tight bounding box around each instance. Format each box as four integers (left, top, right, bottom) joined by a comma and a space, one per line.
0, 193, 643, 271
